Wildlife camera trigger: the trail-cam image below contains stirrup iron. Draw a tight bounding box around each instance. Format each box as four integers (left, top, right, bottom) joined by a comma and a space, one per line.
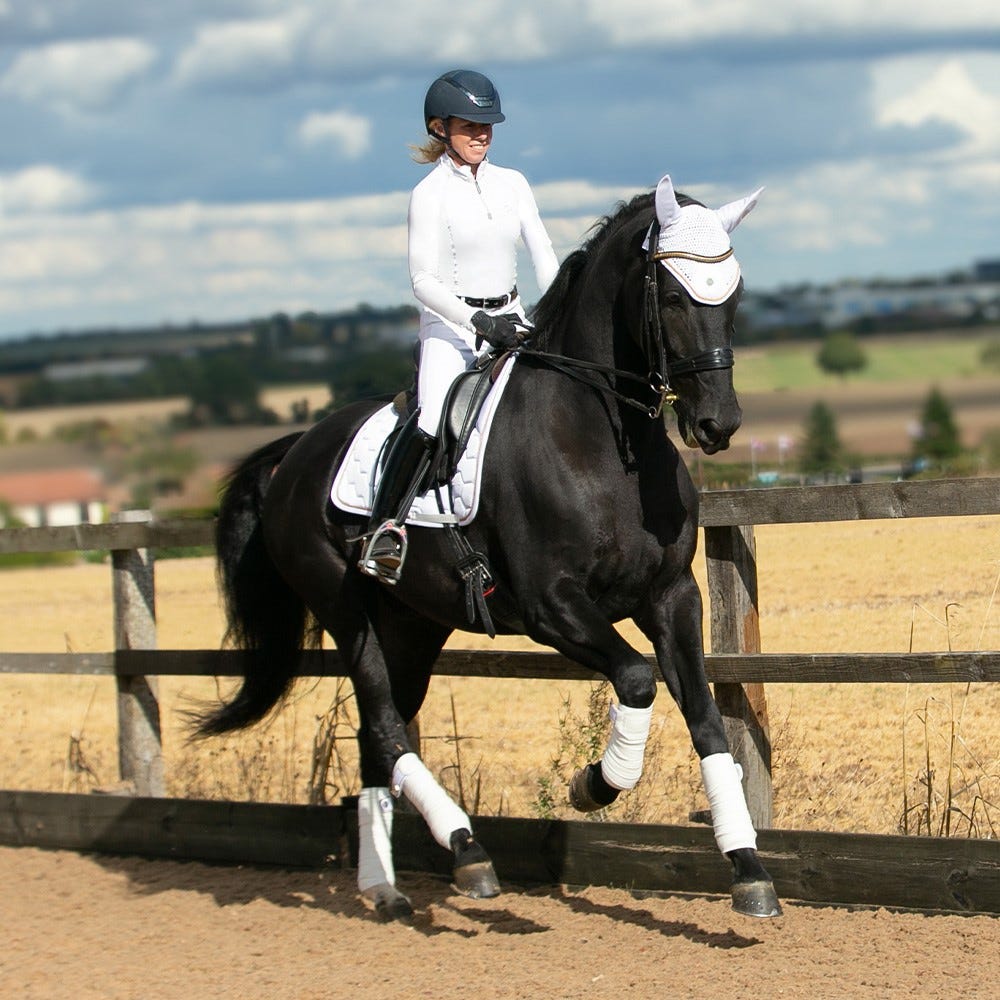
358, 521, 409, 585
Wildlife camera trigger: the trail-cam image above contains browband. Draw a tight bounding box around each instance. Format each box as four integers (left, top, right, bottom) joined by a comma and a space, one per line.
651, 248, 735, 264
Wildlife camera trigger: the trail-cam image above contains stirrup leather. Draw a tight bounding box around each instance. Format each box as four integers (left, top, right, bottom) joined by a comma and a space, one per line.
358, 520, 409, 585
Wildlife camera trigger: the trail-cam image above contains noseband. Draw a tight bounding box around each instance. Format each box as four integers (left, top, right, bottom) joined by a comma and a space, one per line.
520, 217, 736, 420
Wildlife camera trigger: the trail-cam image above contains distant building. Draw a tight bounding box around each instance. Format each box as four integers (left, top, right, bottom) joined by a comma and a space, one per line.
0, 468, 106, 527
974, 260, 1000, 283
819, 280, 998, 328
744, 270, 1000, 335
43, 357, 150, 381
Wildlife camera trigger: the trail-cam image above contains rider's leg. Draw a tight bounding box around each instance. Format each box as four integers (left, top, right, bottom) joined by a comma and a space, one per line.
359, 325, 473, 581
415, 326, 476, 436
359, 417, 436, 578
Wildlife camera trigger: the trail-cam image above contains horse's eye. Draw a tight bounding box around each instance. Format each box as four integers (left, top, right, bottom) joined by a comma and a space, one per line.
662, 291, 684, 308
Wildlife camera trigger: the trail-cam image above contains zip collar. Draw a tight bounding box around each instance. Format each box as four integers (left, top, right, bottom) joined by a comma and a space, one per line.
439, 153, 490, 182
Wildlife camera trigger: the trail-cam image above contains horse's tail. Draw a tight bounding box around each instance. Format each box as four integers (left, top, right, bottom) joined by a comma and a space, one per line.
193, 430, 321, 737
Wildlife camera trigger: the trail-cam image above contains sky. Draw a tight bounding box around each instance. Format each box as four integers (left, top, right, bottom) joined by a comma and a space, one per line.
1, 1, 999, 340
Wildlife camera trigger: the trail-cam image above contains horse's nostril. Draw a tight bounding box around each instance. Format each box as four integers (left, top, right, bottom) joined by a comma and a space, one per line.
699, 418, 723, 442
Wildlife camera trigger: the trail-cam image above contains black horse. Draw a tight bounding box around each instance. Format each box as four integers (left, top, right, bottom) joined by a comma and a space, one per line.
197, 174, 780, 921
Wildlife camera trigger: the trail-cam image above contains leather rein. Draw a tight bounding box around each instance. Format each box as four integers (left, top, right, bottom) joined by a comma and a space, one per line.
519, 220, 735, 419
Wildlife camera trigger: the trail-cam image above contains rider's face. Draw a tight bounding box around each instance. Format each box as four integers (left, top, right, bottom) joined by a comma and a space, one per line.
444, 117, 492, 169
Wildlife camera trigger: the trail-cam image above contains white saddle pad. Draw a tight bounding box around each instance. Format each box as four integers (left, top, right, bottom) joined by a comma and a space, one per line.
330, 357, 515, 528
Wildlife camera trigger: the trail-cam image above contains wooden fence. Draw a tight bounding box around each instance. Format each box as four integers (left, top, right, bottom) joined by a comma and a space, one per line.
1, 478, 999, 913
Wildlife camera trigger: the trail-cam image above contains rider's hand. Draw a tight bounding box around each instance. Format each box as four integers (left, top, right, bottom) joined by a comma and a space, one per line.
470, 310, 521, 351
501, 312, 534, 345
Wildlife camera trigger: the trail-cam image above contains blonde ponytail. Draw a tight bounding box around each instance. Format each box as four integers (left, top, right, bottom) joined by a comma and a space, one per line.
409, 136, 447, 164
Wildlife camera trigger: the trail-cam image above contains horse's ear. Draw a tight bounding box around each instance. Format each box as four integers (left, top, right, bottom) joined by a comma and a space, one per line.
715, 186, 765, 233
654, 174, 683, 229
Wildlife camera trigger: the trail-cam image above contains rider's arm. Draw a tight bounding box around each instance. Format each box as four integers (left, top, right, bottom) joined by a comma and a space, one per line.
515, 172, 559, 295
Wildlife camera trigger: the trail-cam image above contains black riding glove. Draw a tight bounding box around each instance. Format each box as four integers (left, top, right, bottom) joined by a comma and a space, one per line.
470, 310, 524, 351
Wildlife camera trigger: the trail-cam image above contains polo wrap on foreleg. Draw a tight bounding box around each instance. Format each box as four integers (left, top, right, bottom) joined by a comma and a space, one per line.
700, 752, 758, 854
600, 703, 654, 791
391, 752, 472, 850
357, 786, 396, 892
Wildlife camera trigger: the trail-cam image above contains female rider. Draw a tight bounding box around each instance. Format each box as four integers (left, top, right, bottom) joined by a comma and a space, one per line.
360, 68, 559, 580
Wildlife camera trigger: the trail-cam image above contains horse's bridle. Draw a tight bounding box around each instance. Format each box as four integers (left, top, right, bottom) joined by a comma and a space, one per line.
520, 218, 736, 419
640, 220, 735, 417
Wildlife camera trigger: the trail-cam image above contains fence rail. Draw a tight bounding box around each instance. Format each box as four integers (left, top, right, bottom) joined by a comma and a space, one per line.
1, 477, 998, 911
3, 648, 1000, 684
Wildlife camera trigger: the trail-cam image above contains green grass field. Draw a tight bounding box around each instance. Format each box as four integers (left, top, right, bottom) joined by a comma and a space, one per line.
734, 330, 997, 394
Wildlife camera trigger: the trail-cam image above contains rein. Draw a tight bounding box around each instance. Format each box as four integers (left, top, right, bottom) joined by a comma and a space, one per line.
519, 219, 735, 420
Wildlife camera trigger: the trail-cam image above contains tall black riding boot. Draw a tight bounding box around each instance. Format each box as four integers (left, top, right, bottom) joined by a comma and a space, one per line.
358, 419, 436, 584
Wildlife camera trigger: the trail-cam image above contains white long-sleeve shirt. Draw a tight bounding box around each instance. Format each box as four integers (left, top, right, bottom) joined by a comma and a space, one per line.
408, 154, 559, 334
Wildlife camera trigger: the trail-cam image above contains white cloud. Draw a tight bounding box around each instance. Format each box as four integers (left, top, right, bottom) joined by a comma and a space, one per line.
0, 37, 156, 113
532, 179, 644, 214
0, 191, 414, 332
0, 165, 97, 215
876, 57, 1000, 155
172, 14, 303, 87
297, 110, 372, 160
584, 1, 1000, 46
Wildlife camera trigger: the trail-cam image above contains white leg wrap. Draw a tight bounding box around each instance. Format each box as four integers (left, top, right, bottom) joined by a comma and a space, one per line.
599, 703, 653, 791
391, 752, 471, 851
357, 786, 396, 893
700, 752, 758, 854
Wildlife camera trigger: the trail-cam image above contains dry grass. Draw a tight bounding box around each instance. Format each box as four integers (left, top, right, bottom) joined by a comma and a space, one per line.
0, 515, 998, 836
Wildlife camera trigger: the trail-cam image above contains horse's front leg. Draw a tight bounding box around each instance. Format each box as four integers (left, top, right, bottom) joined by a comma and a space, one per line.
525, 583, 660, 814
635, 569, 782, 918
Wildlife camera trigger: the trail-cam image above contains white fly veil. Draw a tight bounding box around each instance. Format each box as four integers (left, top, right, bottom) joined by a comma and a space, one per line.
642, 175, 763, 305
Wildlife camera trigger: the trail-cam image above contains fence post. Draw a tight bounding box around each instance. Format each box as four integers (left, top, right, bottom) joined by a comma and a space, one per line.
703, 523, 773, 828
111, 509, 165, 797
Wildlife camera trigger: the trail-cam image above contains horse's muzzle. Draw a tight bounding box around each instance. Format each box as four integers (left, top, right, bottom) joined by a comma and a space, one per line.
689, 415, 741, 455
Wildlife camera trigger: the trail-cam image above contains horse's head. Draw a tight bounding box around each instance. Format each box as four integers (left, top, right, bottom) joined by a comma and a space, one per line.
643, 175, 762, 455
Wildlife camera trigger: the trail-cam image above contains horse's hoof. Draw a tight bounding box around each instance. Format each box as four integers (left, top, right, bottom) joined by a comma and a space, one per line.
731, 880, 782, 918
453, 859, 501, 899
568, 764, 619, 813
363, 884, 414, 923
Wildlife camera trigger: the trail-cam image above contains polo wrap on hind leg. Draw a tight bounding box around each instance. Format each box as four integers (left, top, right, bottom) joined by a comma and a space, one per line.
391, 752, 471, 850
357, 786, 396, 893
700, 752, 758, 854
600, 703, 654, 791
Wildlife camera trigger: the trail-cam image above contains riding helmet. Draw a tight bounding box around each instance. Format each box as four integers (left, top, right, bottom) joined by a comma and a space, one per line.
423, 69, 505, 132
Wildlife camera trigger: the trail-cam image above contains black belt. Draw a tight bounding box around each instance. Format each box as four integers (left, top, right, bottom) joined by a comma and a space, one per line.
462, 286, 517, 310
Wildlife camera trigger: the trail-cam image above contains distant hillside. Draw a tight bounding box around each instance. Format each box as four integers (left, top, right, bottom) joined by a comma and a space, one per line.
0, 305, 420, 410
0, 304, 419, 373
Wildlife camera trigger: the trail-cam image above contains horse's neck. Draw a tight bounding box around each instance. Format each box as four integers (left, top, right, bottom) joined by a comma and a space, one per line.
544, 273, 634, 368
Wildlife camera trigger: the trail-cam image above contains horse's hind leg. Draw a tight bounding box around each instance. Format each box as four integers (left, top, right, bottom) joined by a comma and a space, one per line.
331, 588, 500, 912
373, 597, 500, 901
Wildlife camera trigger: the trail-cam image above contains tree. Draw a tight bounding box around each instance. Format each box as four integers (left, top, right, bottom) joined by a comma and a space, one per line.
187, 354, 263, 425
980, 337, 1000, 372
799, 401, 842, 478
328, 345, 415, 406
816, 330, 867, 378
913, 387, 961, 464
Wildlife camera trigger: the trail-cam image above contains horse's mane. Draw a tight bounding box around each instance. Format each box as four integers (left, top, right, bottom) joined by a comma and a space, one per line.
530, 187, 703, 350
530, 191, 654, 348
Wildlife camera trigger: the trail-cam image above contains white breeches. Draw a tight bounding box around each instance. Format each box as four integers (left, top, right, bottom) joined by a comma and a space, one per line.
416, 301, 526, 436
417, 327, 478, 435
